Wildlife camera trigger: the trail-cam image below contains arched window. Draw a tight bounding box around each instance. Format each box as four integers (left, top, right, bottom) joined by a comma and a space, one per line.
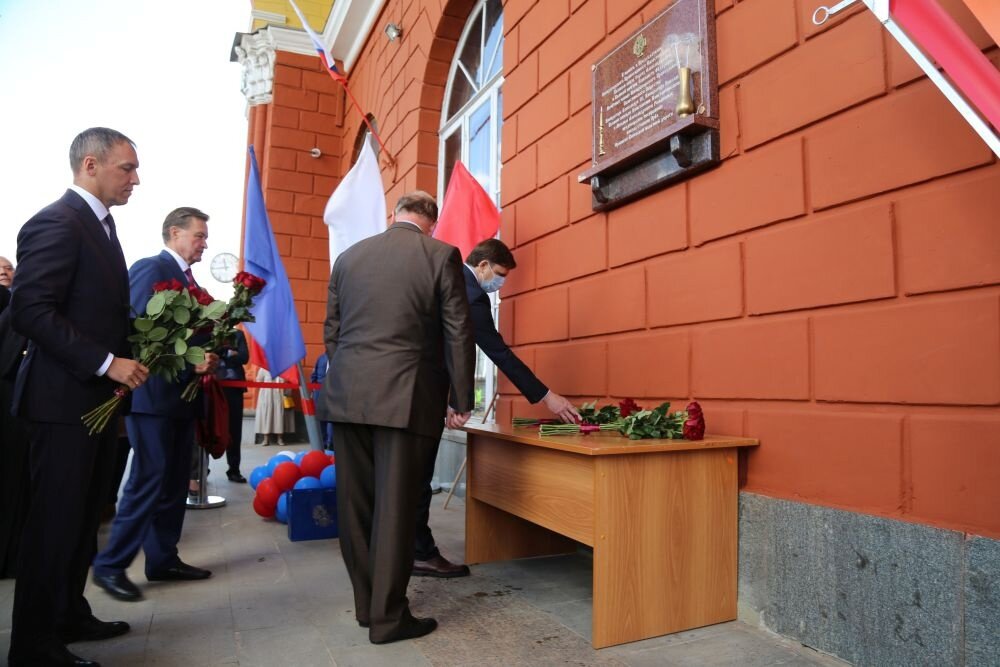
351, 114, 379, 165
439, 0, 503, 419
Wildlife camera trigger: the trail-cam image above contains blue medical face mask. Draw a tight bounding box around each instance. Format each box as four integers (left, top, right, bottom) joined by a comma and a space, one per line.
480, 264, 506, 293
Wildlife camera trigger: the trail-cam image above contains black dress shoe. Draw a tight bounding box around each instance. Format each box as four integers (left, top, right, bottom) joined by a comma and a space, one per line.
370, 616, 438, 644
226, 471, 247, 483
412, 554, 471, 578
60, 616, 130, 643
92, 571, 143, 601
9, 641, 101, 666
147, 561, 211, 581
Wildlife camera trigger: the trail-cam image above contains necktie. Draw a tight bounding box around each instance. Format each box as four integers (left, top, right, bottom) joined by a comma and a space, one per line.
104, 214, 126, 265
184, 268, 197, 287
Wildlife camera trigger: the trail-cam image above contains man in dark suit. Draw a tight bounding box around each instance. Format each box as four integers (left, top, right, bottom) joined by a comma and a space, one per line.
411, 238, 580, 579
216, 328, 249, 482
8, 127, 149, 667
318, 191, 475, 644
91, 207, 218, 602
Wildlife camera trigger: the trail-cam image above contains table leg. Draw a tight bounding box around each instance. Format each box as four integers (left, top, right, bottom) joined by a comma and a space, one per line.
592, 447, 739, 648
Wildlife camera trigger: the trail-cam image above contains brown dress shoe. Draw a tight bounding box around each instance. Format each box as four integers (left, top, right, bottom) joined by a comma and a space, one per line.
412, 554, 470, 578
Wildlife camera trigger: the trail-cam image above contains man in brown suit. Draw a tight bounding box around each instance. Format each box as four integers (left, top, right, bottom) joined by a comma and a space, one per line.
319, 191, 475, 644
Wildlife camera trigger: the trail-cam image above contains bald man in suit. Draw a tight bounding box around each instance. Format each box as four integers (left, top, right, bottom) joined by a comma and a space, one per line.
318, 191, 475, 644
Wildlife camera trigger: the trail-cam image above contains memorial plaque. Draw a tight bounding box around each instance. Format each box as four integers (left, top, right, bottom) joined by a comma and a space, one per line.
579, 0, 720, 211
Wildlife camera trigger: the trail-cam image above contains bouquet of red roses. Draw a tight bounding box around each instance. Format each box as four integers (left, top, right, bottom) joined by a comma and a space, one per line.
81, 280, 229, 434
180, 271, 267, 401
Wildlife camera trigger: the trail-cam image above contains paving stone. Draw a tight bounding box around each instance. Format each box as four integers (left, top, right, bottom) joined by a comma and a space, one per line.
0, 443, 849, 666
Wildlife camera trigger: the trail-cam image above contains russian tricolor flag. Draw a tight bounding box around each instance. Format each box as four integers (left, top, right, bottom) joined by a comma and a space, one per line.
288, 0, 346, 83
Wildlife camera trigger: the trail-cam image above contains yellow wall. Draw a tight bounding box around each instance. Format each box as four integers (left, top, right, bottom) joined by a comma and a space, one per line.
251, 0, 333, 32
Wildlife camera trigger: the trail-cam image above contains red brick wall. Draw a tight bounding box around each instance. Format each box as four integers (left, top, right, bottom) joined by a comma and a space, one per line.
250, 0, 1000, 538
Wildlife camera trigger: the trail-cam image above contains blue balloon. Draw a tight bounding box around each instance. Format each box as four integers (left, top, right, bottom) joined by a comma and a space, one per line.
276, 491, 290, 524
248, 466, 269, 490
267, 454, 293, 475
294, 476, 322, 490
324, 449, 335, 458
294, 451, 307, 465
320, 464, 337, 489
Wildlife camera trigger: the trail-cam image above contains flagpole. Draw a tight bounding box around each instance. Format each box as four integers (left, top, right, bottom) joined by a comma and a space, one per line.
296, 360, 324, 451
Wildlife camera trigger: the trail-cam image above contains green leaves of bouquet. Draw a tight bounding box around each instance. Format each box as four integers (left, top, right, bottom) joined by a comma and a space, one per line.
617, 402, 688, 440
577, 401, 622, 425
128, 284, 225, 383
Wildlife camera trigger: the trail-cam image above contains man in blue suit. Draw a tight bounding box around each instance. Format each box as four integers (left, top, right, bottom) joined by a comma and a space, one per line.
92, 207, 219, 602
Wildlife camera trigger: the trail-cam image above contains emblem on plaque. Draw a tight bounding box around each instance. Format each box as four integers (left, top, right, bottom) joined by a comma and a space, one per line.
633, 34, 647, 57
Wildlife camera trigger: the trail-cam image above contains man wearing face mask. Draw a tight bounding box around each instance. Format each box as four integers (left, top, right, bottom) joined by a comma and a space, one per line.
411, 238, 579, 579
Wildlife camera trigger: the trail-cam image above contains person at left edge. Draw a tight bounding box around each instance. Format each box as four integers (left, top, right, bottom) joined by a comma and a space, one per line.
92, 207, 219, 603
8, 127, 148, 667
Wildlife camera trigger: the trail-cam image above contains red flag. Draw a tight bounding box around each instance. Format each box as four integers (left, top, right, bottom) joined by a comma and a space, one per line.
433, 161, 500, 259
892, 0, 1000, 132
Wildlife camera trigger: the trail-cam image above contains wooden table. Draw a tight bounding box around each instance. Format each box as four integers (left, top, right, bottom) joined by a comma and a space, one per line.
462, 423, 758, 648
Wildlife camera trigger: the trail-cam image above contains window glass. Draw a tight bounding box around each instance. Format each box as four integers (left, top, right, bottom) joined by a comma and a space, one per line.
440, 0, 504, 419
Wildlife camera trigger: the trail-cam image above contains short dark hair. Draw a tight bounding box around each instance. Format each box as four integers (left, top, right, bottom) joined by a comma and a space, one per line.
69, 127, 135, 173
465, 238, 516, 270
394, 191, 438, 222
162, 207, 210, 243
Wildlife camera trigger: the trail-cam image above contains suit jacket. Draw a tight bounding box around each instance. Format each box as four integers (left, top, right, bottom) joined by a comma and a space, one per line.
128, 250, 203, 419
216, 329, 249, 391
0, 309, 28, 382
310, 352, 329, 384
0, 285, 9, 315
10, 189, 131, 423
318, 222, 475, 438
463, 267, 548, 404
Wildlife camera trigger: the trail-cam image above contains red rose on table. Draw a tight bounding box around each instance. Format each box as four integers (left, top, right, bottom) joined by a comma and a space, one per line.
683, 401, 705, 440
153, 278, 184, 293
619, 398, 641, 417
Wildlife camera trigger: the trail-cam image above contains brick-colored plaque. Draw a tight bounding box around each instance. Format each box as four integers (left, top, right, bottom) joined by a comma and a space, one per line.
579, 0, 720, 210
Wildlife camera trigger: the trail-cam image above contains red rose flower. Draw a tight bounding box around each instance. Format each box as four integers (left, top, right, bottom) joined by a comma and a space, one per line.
234, 271, 266, 294
152, 278, 184, 293
619, 398, 641, 417
188, 285, 215, 306
683, 401, 705, 440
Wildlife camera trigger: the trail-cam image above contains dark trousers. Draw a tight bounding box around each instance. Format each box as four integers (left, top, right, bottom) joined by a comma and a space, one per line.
413, 438, 442, 561
334, 422, 438, 641
108, 434, 131, 504
93, 414, 193, 577
223, 387, 244, 473
10, 421, 117, 652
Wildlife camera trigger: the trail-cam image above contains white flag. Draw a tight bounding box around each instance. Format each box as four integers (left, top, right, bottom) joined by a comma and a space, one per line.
324, 136, 387, 269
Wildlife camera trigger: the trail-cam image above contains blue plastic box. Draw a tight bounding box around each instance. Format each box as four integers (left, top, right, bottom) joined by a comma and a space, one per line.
287, 487, 338, 541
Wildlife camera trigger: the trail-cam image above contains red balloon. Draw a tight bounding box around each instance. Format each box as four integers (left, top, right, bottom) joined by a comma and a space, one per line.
300, 450, 332, 478
272, 461, 303, 491
329, 455, 336, 465
252, 495, 275, 518
256, 478, 280, 508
